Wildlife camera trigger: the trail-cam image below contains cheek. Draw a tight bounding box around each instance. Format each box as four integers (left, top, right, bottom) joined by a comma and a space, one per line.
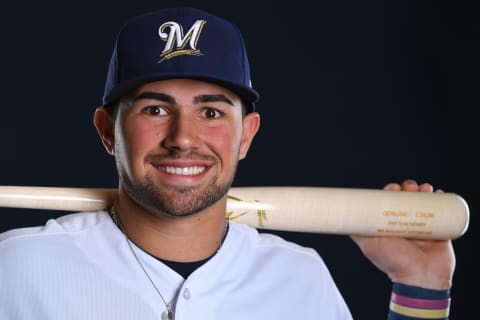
116, 119, 158, 167
206, 126, 242, 161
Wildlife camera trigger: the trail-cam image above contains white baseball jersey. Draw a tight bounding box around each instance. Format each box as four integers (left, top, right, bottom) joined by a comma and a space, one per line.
0, 211, 352, 319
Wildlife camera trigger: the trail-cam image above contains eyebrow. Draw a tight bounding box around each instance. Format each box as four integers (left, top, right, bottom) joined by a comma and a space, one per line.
133, 92, 233, 106
193, 94, 234, 106
133, 92, 176, 104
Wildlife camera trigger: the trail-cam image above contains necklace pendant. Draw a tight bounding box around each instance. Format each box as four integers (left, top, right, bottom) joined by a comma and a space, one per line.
162, 309, 174, 320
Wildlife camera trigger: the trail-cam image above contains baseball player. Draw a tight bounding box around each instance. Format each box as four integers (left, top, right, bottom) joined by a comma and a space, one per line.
0, 7, 454, 319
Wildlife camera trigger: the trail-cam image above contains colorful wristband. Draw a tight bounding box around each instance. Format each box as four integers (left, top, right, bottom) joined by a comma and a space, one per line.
388, 283, 450, 320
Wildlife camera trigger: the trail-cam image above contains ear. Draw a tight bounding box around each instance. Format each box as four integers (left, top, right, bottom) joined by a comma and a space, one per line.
93, 107, 115, 155
239, 112, 261, 160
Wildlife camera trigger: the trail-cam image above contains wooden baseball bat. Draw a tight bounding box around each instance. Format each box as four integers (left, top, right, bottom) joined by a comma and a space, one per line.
0, 186, 469, 240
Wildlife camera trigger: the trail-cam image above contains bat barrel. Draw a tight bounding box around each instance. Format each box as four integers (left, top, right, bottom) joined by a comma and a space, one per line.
227, 187, 470, 240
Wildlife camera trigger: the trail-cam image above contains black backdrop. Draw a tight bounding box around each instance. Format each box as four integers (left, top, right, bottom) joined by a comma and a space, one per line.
0, 1, 477, 318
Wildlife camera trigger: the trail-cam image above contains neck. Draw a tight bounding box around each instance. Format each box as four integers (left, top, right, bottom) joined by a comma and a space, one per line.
112, 188, 229, 262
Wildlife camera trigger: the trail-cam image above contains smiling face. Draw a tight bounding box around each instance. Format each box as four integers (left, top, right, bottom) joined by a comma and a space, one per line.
94, 79, 260, 218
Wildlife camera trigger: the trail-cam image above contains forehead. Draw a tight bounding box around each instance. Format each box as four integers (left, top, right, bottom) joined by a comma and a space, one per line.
135, 78, 242, 103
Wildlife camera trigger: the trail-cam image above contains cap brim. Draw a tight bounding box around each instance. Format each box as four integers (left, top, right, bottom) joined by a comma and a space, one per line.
103, 73, 259, 111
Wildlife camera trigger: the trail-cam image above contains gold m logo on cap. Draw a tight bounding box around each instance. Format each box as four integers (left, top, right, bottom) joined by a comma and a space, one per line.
158, 20, 207, 63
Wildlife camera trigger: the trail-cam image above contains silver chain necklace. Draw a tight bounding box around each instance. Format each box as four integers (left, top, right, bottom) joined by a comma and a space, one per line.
110, 207, 174, 320
110, 207, 229, 320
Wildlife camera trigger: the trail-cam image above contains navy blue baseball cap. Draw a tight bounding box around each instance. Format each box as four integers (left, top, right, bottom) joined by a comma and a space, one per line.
102, 7, 259, 112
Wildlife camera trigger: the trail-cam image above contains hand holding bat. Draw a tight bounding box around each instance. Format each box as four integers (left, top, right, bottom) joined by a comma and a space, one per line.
351, 180, 456, 290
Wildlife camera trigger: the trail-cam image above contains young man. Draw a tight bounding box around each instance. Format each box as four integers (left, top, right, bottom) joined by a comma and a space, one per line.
0, 7, 454, 319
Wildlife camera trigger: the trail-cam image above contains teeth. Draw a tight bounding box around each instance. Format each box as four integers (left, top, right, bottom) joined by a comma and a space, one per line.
161, 166, 206, 176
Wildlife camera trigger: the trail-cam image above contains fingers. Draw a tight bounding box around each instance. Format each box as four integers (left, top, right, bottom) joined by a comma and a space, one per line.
384, 183, 401, 191
384, 179, 435, 192
418, 183, 434, 192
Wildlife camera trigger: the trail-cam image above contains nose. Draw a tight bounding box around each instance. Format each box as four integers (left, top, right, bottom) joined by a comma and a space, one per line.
162, 113, 199, 151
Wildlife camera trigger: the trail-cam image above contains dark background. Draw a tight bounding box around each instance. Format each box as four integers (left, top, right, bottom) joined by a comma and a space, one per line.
0, 1, 477, 318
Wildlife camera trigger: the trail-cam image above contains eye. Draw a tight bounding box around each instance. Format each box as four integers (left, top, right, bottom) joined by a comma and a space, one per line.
202, 108, 223, 119
142, 105, 168, 116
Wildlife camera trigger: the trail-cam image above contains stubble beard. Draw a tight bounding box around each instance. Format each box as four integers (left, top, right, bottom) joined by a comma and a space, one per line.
121, 163, 237, 218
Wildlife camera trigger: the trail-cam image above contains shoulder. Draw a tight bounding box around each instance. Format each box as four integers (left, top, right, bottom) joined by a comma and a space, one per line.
225, 222, 351, 317
228, 222, 328, 271
0, 211, 110, 250
0, 211, 114, 281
